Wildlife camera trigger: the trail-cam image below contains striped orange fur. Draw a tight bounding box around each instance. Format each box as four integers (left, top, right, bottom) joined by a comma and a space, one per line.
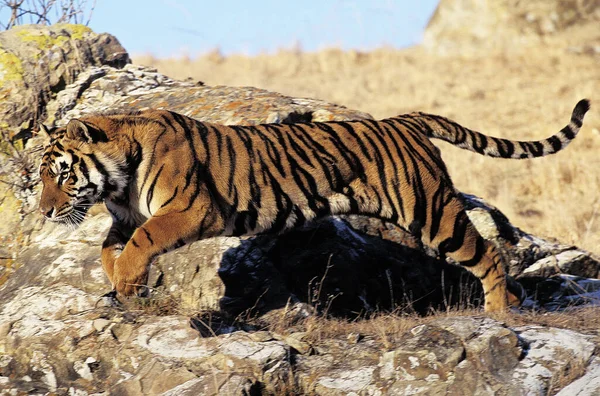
38, 99, 590, 311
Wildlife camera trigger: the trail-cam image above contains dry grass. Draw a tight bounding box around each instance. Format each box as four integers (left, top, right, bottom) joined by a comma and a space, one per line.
134, 44, 600, 255
134, 283, 600, 342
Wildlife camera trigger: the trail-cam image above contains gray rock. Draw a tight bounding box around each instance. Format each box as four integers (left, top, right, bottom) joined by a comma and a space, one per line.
513, 326, 596, 394
555, 357, 600, 396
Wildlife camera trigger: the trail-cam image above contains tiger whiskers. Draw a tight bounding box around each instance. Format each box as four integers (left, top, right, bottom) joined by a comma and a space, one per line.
55, 203, 93, 232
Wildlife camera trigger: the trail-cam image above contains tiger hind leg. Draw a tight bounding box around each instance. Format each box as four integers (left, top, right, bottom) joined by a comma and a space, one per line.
418, 197, 523, 312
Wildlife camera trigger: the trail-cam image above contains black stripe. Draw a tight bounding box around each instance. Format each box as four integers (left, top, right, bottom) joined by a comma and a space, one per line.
495, 139, 515, 158
362, 124, 399, 221
384, 119, 441, 179
364, 120, 405, 222
289, 124, 344, 189
146, 164, 164, 213
215, 126, 224, 164
428, 183, 449, 242
336, 122, 372, 161
437, 213, 470, 257
160, 186, 179, 209
252, 125, 286, 173
479, 253, 500, 280
313, 122, 366, 177
483, 276, 506, 296
140, 127, 168, 193
379, 121, 412, 220
458, 237, 485, 268
547, 135, 562, 152
226, 136, 236, 197
141, 227, 154, 245
472, 132, 488, 154
561, 125, 575, 140
259, 157, 294, 233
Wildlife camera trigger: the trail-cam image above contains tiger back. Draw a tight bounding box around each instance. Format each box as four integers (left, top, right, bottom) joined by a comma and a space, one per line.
38, 99, 590, 312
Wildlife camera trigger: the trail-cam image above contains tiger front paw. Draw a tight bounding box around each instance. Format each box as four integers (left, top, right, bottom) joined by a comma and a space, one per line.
112, 257, 150, 297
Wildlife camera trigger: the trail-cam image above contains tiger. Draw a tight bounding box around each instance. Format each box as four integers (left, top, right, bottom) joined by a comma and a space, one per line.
38, 99, 590, 312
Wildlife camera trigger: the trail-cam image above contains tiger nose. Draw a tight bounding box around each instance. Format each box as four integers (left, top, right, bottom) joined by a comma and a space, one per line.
40, 206, 54, 218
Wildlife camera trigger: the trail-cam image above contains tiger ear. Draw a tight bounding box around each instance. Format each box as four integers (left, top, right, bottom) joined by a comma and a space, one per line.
38, 124, 52, 143
39, 124, 51, 138
66, 119, 107, 143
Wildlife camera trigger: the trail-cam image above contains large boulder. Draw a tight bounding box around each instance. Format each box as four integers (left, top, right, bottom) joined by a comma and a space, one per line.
0, 24, 129, 136
1, 25, 600, 394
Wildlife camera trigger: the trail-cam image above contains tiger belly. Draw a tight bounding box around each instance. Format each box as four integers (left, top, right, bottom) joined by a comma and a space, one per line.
224, 190, 363, 237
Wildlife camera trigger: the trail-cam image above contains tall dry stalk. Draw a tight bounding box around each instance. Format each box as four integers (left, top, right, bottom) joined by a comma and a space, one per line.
0, 0, 96, 29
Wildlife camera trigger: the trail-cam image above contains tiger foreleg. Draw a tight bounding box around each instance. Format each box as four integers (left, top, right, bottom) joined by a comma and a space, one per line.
112, 201, 225, 297
101, 220, 135, 288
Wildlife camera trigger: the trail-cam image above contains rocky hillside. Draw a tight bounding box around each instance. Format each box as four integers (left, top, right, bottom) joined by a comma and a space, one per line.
423, 0, 600, 55
1, 18, 600, 396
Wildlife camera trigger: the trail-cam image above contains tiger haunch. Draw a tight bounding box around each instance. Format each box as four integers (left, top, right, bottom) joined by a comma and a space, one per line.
38, 99, 590, 312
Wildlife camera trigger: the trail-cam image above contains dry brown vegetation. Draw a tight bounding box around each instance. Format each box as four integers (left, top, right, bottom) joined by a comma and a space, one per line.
133, 291, 600, 344
135, 45, 600, 255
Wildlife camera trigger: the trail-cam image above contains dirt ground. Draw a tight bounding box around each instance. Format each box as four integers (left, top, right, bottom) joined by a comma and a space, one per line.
133, 39, 600, 255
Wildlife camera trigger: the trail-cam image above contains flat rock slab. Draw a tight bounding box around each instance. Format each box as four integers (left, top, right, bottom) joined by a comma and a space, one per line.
45, 63, 372, 126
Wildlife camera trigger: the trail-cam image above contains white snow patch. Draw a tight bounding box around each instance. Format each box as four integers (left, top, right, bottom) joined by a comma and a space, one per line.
425, 373, 440, 382
116, 370, 134, 385
332, 216, 367, 244
68, 387, 89, 396
517, 327, 594, 364
379, 351, 396, 380
402, 384, 430, 396
130, 356, 140, 370
0, 355, 12, 368
31, 351, 57, 392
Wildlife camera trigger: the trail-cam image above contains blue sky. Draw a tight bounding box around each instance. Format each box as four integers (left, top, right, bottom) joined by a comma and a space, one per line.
2, 1, 440, 57
89, 1, 439, 57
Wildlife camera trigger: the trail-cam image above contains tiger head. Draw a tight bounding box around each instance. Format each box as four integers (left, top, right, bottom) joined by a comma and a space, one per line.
38, 119, 114, 227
